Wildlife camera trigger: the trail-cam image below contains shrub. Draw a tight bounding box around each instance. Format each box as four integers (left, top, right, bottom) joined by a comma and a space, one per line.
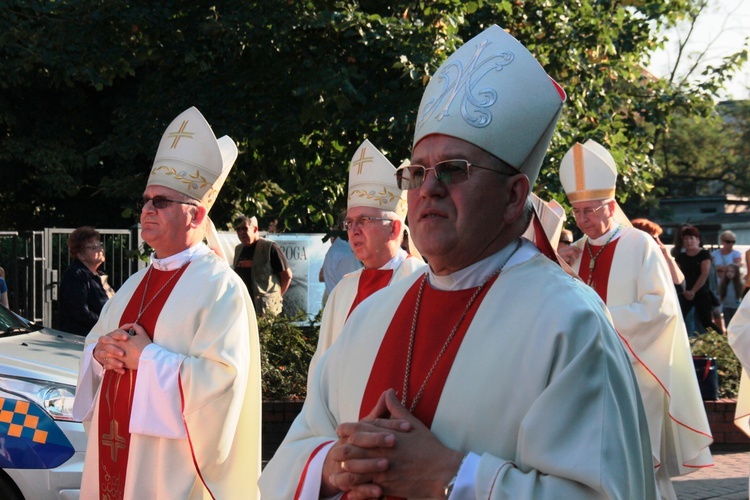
258, 312, 319, 400
690, 330, 741, 399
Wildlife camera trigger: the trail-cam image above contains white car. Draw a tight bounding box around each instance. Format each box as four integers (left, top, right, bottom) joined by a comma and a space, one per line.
0, 305, 85, 499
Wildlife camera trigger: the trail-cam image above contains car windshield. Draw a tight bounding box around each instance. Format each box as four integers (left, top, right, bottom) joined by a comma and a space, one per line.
0, 305, 34, 335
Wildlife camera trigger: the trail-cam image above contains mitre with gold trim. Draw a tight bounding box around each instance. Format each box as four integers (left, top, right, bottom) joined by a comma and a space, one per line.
347, 139, 407, 218
147, 106, 238, 213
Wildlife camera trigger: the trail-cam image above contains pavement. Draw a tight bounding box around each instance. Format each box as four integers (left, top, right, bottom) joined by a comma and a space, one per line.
674, 446, 750, 499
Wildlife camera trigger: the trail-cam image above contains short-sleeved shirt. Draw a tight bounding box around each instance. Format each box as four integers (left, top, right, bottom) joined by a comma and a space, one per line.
234, 241, 288, 287
676, 249, 712, 295
711, 248, 741, 268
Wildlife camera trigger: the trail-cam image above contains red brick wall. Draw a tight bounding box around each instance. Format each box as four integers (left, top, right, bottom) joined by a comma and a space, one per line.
704, 398, 750, 445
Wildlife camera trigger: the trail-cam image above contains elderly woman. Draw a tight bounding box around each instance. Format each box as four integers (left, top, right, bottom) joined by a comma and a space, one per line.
57, 226, 114, 335
712, 230, 742, 281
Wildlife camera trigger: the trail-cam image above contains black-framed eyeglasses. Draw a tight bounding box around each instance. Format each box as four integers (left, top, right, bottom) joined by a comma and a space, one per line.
342, 217, 393, 231
395, 159, 518, 190
136, 196, 199, 211
84, 242, 104, 251
724, 240, 736, 244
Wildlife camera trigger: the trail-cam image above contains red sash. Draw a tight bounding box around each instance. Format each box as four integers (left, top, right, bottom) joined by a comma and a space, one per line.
346, 269, 394, 318
578, 239, 619, 303
97, 265, 189, 499
360, 276, 498, 426
353, 277, 496, 500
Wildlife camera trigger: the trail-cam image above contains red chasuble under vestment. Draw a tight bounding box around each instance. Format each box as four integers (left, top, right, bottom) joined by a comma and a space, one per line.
347, 269, 394, 317
577, 239, 618, 302
360, 276, 496, 427
97, 266, 188, 499
308, 254, 426, 378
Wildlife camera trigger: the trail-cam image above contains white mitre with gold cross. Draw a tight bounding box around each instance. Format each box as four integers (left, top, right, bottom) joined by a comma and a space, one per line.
347, 139, 407, 218
148, 106, 238, 213
413, 24, 565, 186
560, 139, 631, 226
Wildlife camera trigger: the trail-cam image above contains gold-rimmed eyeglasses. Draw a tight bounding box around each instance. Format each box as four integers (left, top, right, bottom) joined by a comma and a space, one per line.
342, 217, 393, 231
571, 204, 607, 219
395, 159, 518, 190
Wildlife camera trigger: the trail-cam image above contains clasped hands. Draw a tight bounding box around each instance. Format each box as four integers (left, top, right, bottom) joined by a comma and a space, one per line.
322, 388, 464, 500
92, 323, 152, 375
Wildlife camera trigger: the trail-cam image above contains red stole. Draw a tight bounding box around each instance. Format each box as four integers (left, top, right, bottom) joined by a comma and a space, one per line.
346, 269, 394, 318
578, 239, 620, 303
359, 275, 498, 427
97, 265, 189, 500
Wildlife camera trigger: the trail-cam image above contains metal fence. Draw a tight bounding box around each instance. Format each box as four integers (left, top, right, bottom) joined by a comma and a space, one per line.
0, 227, 144, 327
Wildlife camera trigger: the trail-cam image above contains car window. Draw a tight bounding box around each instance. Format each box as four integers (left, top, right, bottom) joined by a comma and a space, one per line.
0, 305, 30, 333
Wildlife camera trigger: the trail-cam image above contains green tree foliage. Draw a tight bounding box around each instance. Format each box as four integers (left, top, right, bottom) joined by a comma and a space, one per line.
0, 1, 745, 231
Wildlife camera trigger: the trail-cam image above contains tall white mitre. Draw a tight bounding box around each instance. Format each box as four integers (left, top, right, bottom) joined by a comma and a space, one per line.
347, 139, 407, 218
559, 139, 631, 226
413, 24, 566, 186
558, 139, 617, 203
148, 106, 238, 213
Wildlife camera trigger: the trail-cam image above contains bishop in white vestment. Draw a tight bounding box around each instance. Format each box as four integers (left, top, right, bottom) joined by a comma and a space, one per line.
74, 107, 261, 499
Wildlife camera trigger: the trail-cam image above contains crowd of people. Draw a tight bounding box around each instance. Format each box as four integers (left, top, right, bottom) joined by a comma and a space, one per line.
38, 21, 750, 500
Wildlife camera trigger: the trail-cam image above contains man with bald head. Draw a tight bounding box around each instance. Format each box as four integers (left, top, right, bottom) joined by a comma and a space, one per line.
261, 26, 656, 499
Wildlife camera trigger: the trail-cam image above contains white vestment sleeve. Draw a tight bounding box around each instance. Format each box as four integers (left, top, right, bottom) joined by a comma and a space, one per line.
296, 441, 339, 500
72, 343, 104, 421
449, 452, 479, 499
130, 343, 187, 439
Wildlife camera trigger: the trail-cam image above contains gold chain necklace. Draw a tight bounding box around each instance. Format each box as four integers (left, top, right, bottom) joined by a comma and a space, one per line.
585, 225, 621, 286
127, 265, 184, 335
401, 239, 522, 412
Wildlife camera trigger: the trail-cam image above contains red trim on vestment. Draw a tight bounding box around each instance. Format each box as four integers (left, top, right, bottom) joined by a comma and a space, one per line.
346, 269, 394, 318
97, 265, 189, 499
294, 441, 334, 500
532, 215, 559, 263
181, 377, 216, 500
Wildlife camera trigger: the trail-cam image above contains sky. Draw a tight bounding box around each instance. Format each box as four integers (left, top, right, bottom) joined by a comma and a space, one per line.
647, 0, 750, 101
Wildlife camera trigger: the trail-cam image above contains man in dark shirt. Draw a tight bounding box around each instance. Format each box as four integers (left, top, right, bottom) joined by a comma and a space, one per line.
232, 215, 292, 316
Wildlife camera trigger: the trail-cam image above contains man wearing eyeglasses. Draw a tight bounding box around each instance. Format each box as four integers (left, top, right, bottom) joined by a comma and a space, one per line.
73, 107, 261, 498
307, 139, 425, 377
558, 139, 712, 499
261, 25, 657, 499
232, 214, 292, 317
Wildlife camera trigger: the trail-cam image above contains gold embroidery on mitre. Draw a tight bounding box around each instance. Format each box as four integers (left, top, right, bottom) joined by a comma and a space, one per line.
150, 166, 212, 192
167, 120, 195, 149
348, 187, 398, 207
566, 188, 616, 203
351, 147, 374, 175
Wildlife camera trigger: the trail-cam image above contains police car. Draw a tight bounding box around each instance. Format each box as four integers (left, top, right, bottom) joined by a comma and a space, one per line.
0, 305, 85, 499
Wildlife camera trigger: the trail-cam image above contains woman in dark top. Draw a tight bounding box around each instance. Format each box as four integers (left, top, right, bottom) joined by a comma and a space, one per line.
675, 225, 720, 334
57, 226, 115, 335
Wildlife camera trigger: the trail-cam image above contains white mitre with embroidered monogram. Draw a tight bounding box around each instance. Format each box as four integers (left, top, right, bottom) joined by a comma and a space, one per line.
413, 24, 566, 186
559, 139, 618, 203
148, 106, 238, 213
347, 139, 407, 218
